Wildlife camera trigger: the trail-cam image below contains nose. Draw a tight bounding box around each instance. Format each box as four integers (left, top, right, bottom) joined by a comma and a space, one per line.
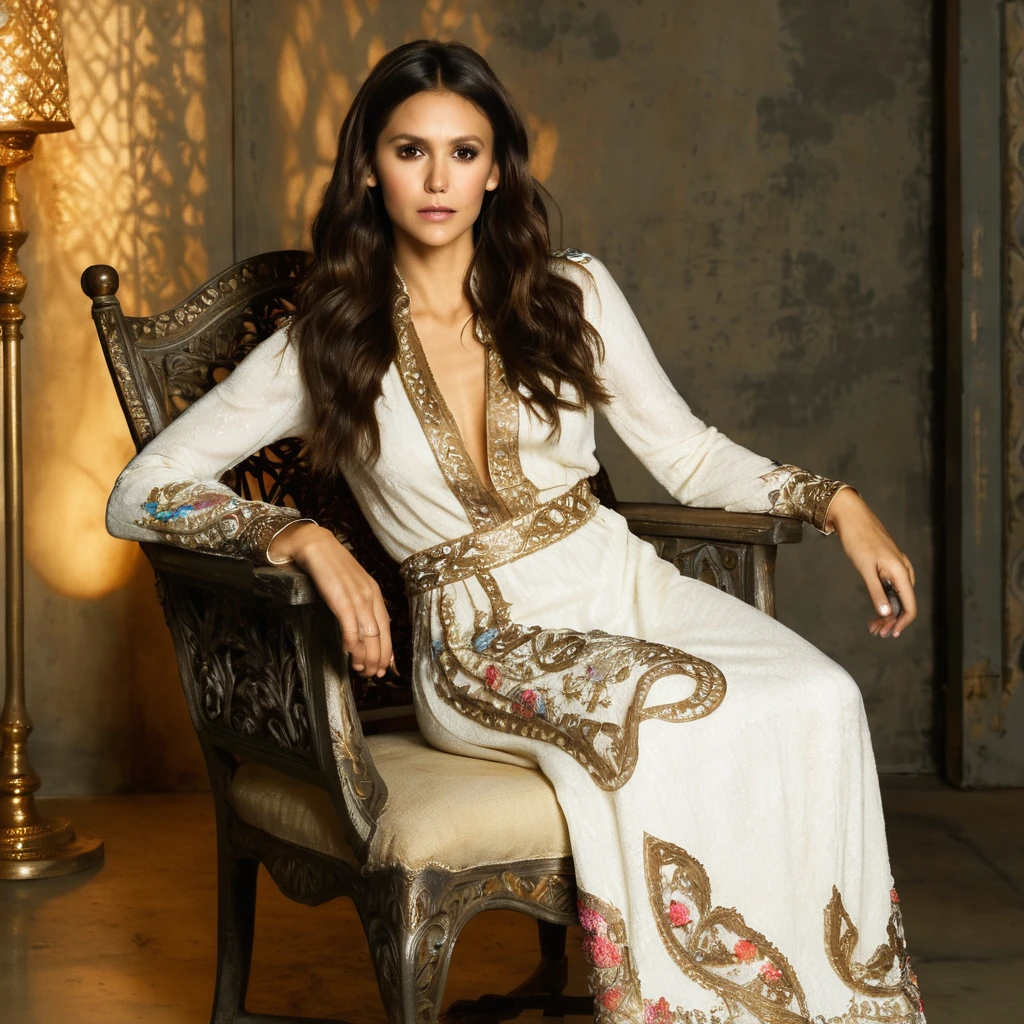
425, 159, 448, 195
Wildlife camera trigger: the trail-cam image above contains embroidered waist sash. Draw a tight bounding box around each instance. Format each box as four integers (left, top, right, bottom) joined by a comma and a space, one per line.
400, 478, 599, 596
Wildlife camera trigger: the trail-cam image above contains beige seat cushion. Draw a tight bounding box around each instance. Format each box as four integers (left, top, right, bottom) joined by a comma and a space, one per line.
228, 730, 572, 871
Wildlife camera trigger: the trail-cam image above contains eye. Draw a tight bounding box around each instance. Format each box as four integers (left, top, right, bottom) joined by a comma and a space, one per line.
397, 145, 422, 159
453, 145, 479, 161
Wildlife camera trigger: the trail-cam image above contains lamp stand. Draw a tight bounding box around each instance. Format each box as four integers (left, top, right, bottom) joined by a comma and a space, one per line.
0, 130, 103, 880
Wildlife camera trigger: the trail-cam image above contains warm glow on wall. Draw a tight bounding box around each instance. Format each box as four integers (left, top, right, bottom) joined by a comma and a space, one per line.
24, 0, 213, 599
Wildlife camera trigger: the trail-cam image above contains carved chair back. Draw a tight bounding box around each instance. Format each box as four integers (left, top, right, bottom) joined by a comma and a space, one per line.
90, 250, 420, 713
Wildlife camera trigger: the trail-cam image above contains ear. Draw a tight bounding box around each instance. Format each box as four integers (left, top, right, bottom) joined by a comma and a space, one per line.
367, 168, 378, 187
485, 161, 500, 192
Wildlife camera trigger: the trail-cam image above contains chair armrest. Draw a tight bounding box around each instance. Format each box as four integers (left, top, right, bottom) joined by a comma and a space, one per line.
141, 541, 388, 862
615, 504, 803, 546
142, 542, 322, 605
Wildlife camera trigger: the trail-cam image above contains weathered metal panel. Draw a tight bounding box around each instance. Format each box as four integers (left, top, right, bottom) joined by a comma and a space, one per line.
992, 2, 1024, 785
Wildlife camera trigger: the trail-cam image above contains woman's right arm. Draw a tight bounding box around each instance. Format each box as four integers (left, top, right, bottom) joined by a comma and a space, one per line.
106, 326, 393, 676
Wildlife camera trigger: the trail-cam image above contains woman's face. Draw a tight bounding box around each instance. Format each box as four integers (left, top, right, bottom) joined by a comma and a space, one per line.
368, 89, 500, 249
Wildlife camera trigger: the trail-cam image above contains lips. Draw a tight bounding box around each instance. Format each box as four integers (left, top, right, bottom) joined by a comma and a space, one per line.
418, 206, 456, 221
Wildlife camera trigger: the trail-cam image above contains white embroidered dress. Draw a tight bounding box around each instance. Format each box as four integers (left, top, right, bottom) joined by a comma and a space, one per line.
106, 251, 925, 1024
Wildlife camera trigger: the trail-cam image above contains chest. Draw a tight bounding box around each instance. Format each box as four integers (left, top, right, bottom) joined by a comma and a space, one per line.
410, 317, 488, 474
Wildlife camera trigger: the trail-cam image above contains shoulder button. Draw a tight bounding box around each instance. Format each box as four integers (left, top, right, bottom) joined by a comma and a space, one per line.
551, 247, 592, 265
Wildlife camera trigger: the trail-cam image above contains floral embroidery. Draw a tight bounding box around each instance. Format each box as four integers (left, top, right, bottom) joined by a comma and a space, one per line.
580, 884, 923, 1024
824, 884, 923, 1016
759, 463, 848, 534
577, 891, 644, 1024
668, 900, 691, 927
428, 569, 726, 791
644, 997, 674, 1024
734, 939, 758, 963
643, 831, 809, 1024
135, 480, 307, 564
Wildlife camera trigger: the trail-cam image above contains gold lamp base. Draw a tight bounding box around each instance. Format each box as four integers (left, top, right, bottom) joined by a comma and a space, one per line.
0, 817, 104, 880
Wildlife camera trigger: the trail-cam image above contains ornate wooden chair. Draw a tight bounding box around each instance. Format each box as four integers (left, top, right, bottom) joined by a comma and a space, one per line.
81, 252, 802, 1024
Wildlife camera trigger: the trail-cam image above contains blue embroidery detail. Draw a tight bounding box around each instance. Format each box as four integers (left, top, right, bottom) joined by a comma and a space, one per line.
144, 501, 195, 522
430, 639, 445, 658
472, 628, 498, 652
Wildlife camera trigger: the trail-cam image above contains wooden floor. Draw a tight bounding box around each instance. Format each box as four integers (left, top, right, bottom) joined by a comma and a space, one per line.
1, 775, 1021, 1023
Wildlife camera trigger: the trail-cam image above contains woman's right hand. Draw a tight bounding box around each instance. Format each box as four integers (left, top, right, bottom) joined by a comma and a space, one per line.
268, 521, 393, 678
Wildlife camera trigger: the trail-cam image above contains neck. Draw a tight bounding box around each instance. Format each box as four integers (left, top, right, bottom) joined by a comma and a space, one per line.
393, 226, 475, 319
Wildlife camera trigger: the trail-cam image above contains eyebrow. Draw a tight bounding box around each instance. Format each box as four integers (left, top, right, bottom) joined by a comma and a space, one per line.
386, 133, 486, 146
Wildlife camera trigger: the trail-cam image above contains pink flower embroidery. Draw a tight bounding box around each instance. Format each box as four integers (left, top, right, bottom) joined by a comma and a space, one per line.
511, 701, 536, 719
643, 997, 672, 1024
582, 934, 622, 968
890, 887, 900, 904
484, 664, 501, 690
577, 902, 608, 936
759, 961, 783, 984
734, 939, 758, 962
600, 988, 622, 1010
667, 900, 690, 927
522, 688, 538, 704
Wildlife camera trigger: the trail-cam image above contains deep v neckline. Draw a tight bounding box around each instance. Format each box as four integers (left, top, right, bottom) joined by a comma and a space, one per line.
404, 310, 498, 498
391, 273, 539, 531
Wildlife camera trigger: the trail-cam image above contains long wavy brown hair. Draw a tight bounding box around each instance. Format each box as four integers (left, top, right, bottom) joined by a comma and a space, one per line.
291, 39, 609, 474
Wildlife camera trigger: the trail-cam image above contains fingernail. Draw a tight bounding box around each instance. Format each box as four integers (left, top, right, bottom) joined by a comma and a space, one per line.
893, 631, 900, 638
879, 604, 891, 616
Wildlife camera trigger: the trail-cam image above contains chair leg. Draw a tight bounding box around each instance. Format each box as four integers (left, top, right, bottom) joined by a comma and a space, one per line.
537, 920, 567, 966
505, 921, 570, 1003
361, 876, 466, 1024
211, 851, 260, 1024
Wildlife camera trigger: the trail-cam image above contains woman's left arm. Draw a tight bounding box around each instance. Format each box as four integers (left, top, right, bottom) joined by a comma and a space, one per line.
564, 252, 917, 635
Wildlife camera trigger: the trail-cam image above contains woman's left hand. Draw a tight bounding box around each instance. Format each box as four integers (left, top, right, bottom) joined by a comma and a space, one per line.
824, 487, 917, 638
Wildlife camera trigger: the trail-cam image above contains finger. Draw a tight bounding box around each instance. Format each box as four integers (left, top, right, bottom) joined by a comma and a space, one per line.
861, 567, 892, 622
888, 566, 918, 638
353, 595, 382, 677
333, 599, 361, 655
373, 594, 393, 678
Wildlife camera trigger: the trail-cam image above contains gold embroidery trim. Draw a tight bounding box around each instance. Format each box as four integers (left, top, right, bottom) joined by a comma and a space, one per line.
825, 886, 923, 1013
400, 478, 597, 596
485, 340, 539, 516
643, 832, 810, 1024
393, 284, 540, 530
135, 480, 306, 564
760, 463, 848, 534
428, 565, 726, 790
577, 889, 644, 1024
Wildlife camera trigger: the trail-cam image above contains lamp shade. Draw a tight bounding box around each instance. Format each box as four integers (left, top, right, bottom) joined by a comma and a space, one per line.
0, 0, 72, 134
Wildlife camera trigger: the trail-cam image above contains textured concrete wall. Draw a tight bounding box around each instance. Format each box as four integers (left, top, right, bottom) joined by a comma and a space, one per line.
233, 0, 936, 772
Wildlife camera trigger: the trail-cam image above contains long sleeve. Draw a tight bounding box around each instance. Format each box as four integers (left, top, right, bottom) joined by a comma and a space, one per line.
105, 324, 317, 564
570, 253, 847, 533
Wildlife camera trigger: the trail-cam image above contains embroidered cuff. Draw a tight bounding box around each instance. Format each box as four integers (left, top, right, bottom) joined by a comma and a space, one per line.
135, 481, 316, 565
760, 464, 850, 535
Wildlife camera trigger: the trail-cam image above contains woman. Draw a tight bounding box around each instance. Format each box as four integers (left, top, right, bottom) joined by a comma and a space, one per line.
106, 39, 924, 1024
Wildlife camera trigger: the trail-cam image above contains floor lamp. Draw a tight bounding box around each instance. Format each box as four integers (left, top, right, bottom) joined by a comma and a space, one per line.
0, 0, 102, 879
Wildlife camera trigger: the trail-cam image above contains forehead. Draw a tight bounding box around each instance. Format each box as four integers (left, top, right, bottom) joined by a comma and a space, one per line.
381, 89, 493, 142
